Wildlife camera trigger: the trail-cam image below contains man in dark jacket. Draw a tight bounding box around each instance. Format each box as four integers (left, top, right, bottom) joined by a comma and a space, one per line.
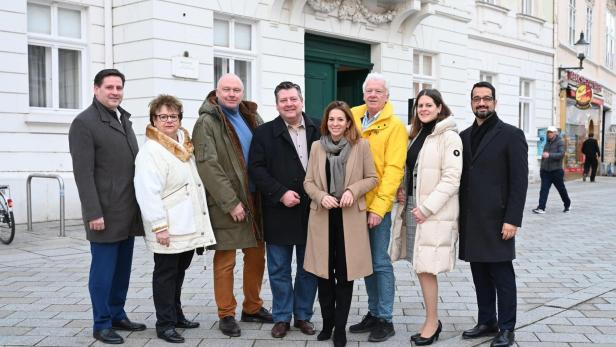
193, 73, 272, 338
459, 81, 528, 347
69, 69, 146, 344
248, 81, 319, 338
582, 133, 601, 182
532, 126, 571, 213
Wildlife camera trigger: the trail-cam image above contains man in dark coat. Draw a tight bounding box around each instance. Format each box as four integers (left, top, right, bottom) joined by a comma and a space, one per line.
532, 126, 571, 214
458, 81, 528, 347
582, 133, 601, 182
248, 81, 319, 338
193, 73, 272, 338
69, 69, 146, 344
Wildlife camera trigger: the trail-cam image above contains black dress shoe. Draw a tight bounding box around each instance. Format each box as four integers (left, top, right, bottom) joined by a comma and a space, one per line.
93, 328, 124, 344
157, 328, 185, 343
219, 316, 241, 337
112, 318, 146, 331
176, 318, 200, 329
240, 307, 274, 323
491, 330, 515, 347
414, 320, 442, 346
462, 322, 499, 339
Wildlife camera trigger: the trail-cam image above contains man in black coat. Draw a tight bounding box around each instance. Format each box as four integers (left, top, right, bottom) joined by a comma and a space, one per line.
69, 69, 146, 344
458, 81, 528, 347
248, 81, 319, 338
582, 133, 601, 182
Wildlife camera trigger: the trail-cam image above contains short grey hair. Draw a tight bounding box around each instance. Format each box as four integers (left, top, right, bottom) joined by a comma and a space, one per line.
362, 72, 390, 93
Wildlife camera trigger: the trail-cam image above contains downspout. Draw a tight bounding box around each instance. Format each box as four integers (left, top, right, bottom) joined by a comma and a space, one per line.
104, 0, 113, 68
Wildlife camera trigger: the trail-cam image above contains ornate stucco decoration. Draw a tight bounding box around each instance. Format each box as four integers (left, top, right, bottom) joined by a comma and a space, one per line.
307, 0, 398, 25
608, 0, 616, 13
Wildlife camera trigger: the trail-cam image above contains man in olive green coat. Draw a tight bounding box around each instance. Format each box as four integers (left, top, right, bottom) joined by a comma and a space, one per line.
192, 74, 272, 337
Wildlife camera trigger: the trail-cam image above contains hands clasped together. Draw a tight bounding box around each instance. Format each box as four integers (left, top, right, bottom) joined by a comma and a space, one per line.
320, 190, 354, 209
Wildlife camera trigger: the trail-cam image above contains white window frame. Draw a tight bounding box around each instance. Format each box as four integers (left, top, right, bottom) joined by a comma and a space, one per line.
521, 0, 533, 15
27, 1, 88, 111
606, 11, 615, 68
585, 5, 593, 58
480, 71, 497, 88
412, 52, 436, 95
518, 79, 533, 134
213, 17, 257, 100
569, 0, 577, 46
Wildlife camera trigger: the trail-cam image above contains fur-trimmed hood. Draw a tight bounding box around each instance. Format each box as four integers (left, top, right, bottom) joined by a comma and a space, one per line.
145, 125, 194, 162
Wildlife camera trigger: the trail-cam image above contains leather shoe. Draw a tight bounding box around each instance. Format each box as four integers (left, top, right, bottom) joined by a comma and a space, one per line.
491, 330, 515, 347
157, 328, 185, 343
241, 307, 274, 323
294, 320, 315, 335
176, 318, 200, 329
93, 328, 124, 344
462, 322, 499, 339
271, 321, 290, 338
219, 316, 241, 337
112, 318, 146, 331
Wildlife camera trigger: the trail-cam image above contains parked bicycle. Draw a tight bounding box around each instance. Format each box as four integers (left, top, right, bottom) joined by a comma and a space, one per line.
0, 185, 15, 244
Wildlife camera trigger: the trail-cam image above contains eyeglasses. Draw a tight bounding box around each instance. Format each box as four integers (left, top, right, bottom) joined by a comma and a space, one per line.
471, 96, 494, 103
156, 114, 180, 122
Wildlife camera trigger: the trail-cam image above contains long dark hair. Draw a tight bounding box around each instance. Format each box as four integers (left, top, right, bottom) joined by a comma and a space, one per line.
409, 89, 451, 139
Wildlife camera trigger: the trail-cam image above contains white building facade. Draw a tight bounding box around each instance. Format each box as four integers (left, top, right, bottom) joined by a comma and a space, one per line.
0, 0, 554, 223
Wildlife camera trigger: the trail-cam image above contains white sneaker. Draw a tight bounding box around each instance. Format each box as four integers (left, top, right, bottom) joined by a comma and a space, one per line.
532, 208, 545, 214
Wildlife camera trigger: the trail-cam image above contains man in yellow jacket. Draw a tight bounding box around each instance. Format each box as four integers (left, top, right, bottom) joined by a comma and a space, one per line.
348, 73, 408, 342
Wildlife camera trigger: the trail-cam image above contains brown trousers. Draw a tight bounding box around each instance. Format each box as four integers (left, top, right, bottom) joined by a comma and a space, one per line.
213, 241, 266, 318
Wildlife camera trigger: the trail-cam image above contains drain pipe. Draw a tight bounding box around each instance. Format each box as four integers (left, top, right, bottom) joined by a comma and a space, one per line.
104, 0, 113, 68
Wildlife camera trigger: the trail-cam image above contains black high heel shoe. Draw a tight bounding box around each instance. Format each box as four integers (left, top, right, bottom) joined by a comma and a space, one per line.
317, 326, 333, 341
414, 320, 442, 346
333, 328, 347, 347
411, 332, 420, 342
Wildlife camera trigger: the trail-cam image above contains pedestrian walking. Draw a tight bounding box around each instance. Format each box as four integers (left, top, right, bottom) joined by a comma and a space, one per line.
459, 81, 528, 347
582, 133, 601, 182
532, 126, 571, 214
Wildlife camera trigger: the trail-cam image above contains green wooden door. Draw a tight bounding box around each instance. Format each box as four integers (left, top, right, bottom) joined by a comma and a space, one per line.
305, 34, 372, 120
305, 60, 335, 120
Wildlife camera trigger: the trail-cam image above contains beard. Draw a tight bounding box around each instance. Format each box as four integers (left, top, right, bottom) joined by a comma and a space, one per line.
473, 108, 495, 120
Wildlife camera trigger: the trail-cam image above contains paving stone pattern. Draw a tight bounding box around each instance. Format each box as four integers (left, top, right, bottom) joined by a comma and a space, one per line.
0, 178, 615, 346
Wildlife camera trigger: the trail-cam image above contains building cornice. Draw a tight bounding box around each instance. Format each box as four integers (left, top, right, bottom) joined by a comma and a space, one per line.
468, 33, 554, 56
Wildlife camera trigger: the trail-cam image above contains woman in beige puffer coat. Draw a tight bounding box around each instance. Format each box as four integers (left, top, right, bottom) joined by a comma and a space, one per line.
392, 89, 462, 345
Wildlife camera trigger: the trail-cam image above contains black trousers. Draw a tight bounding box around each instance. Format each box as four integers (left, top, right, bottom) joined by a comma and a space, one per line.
470, 261, 517, 331
583, 158, 598, 182
153, 250, 194, 332
318, 208, 354, 332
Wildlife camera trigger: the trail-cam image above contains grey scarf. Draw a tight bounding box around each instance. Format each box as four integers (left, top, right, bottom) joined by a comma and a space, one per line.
320, 135, 351, 198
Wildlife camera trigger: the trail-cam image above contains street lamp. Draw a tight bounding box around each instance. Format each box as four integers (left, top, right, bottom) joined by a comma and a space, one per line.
558, 32, 590, 81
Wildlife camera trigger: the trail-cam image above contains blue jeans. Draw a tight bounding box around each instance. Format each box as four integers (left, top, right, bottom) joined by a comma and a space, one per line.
266, 243, 318, 323
89, 237, 134, 331
538, 169, 571, 210
365, 212, 395, 322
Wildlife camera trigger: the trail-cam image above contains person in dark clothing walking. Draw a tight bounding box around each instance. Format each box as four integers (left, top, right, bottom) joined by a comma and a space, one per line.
581, 133, 601, 182
532, 126, 571, 214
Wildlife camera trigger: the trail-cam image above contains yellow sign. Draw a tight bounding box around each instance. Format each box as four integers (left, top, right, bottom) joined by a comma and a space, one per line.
575, 84, 593, 109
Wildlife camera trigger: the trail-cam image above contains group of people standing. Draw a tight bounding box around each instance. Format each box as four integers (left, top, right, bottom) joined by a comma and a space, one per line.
69, 68, 528, 347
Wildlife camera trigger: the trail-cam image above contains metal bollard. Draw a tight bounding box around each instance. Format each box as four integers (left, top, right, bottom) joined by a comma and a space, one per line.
26, 174, 66, 237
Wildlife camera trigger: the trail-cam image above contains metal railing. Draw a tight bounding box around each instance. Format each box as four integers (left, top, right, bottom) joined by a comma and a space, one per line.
26, 174, 65, 237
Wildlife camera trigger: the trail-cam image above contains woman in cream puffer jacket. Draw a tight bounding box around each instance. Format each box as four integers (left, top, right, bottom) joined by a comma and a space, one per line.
391, 89, 462, 345
134, 95, 216, 342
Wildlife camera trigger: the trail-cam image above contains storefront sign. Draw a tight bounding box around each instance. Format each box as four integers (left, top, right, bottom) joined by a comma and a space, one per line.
575, 84, 593, 109
566, 70, 603, 93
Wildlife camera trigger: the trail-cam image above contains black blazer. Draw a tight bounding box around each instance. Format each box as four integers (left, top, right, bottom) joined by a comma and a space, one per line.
458, 118, 528, 262
69, 97, 145, 242
248, 114, 320, 245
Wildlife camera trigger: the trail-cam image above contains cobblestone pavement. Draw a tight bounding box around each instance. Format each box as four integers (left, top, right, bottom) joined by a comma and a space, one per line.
0, 178, 615, 346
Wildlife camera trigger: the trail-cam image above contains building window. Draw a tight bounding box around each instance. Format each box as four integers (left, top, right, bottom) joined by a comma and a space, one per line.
480, 72, 496, 87
521, 0, 533, 15
607, 11, 615, 68
518, 79, 533, 133
412, 52, 435, 95
213, 18, 255, 99
27, 2, 85, 110
585, 6, 593, 57
569, 0, 576, 45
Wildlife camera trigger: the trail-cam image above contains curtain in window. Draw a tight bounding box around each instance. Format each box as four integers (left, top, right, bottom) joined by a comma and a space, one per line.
59, 49, 80, 109
28, 45, 47, 107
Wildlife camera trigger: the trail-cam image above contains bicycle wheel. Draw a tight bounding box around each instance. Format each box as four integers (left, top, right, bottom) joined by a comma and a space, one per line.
0, 195, 15, 244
